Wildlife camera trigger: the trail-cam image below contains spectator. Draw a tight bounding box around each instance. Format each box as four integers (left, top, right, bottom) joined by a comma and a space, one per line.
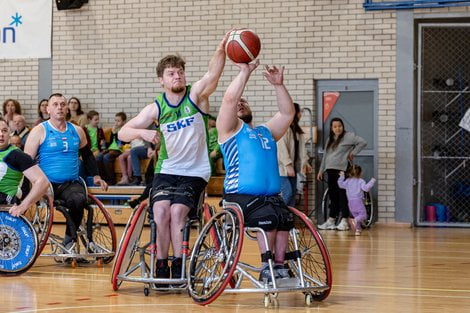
3, 98, 22, 129
34, 99, 49, 126
11, 115, 30, 147
337, 164, 376, 236
317, 117, 367, 231
10, 134, 23, 150
116, 139, 144, 185
96, 112, 127, 185
208, 114, 224, 175
83, 110, 106, 157
67, 97, 87, 127
277, 102, 312, 207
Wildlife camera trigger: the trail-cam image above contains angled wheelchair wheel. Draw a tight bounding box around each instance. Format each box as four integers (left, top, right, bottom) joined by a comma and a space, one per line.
0, 211, 38, 275
24, 193, 54, 256
362, 191, 375, 228
80, 194, 117, 264
111, 201, 147, 290
188, 207, 244, 305
287, 207, 332, 301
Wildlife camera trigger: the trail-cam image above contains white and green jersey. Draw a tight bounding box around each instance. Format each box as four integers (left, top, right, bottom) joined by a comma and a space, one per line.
155, 86, 211, 181
0, 145, 25, 197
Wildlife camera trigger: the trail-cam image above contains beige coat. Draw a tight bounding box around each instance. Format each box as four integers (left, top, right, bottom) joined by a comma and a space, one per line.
277, 127, 309, 177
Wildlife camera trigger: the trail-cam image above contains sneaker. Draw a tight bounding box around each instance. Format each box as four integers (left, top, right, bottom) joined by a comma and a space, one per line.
155, 265, 170, 287
171, 258, 183, 279
62, 239, 75, 253
355, 230, 362, 236
336, 218, 349, 231
318, 218, 336, 230
129, 177, 142, 186
274, 264, 292, 279
259, 266, 273, 283
88, 241, 103, 254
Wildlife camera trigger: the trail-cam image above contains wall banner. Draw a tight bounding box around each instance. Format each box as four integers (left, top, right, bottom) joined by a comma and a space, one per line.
0, 0, 51, 59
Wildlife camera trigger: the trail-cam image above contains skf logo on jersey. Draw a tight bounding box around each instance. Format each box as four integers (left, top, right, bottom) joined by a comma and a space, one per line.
166, 117, 195, 132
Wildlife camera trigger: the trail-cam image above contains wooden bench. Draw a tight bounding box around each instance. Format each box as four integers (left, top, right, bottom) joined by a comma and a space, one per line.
88, 186, 145, 224
86, 176, 224, 225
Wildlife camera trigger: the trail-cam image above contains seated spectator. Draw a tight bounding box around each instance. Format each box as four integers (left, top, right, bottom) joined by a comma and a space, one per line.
97, 112, 127, 185
127, 144, 158, 208
3, 98, 22, 129
67, 97, 87, 127
11, 115, 30, 147
208, 114, 225, 175
116, 139, 145, 185
83, 110, 106, 157
34, 99, 49, 126
10, 134, 23, 150
129, 140, 150, 186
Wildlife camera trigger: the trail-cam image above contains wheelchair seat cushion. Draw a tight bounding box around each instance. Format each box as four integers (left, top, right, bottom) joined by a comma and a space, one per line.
223, 193, 294, 231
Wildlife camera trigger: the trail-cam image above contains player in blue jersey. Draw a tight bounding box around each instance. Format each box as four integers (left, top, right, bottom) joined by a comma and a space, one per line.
217, 61, 295, 282
25, 93, 108, 249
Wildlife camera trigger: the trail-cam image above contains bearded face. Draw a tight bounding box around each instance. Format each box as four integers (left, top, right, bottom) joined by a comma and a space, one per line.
237, 98, 253, 124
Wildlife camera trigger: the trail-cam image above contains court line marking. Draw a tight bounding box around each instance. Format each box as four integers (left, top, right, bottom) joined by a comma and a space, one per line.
8, 288, 470, 313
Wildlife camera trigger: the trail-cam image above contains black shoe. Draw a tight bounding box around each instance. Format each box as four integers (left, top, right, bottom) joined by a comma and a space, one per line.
129, 177, 142, 186
155, 260, 170, 288
171, 258, 183, 279
127, 198, 140, 209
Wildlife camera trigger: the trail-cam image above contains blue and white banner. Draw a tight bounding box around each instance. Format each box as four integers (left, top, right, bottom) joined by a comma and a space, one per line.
0, 0, 51, 59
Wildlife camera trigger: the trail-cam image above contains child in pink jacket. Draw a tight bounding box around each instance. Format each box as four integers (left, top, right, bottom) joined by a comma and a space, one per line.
338, 164, 376, 235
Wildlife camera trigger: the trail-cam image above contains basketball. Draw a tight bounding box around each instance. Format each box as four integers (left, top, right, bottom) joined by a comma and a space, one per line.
225, 29, 261, 63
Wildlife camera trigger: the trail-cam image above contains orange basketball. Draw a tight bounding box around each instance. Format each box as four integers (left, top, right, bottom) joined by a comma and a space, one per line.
225, 29, 261, 63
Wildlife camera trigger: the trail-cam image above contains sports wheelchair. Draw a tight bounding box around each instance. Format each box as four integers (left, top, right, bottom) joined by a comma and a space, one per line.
187, 201, 332, 307
0, 208, 39, 275
1, 189, 55, 275
111, 190, 211, 296
35, 181, 116, 268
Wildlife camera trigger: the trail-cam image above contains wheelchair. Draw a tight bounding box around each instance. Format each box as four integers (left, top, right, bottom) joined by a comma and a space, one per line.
187, 201, 332, 307
111, 190, 212, 296
0, 207, 38, 275
39, 181, 117, 268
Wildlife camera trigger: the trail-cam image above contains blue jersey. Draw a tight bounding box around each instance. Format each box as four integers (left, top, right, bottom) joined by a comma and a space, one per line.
220, 123, 280, 196
38, 121, 81, 183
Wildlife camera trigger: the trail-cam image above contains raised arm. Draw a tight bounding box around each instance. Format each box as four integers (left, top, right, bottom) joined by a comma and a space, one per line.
118, 103, 159, 145
264, 66, 294, 141
217, 60, 260, 143
190, 31, 230, 112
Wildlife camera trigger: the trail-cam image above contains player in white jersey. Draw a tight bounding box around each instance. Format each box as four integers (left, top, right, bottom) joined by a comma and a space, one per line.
119, 31, 230, 281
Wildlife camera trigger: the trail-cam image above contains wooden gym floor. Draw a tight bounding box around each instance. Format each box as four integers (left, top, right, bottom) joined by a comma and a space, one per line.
2, 224, 470, 313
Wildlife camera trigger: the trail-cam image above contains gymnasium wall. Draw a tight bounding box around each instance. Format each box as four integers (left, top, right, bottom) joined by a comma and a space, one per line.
1, 0, 469, 222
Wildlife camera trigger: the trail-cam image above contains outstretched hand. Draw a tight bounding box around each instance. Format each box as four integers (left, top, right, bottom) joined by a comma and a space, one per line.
263, 65, 284, 86
233, 59, 260, 73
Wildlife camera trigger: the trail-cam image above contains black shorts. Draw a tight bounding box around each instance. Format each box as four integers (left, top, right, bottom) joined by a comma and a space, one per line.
223, 194, 294, 231
51, 181, 87, 209
0, 192, 19, 205
150, 173, 207, 215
